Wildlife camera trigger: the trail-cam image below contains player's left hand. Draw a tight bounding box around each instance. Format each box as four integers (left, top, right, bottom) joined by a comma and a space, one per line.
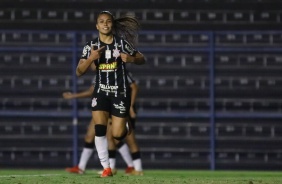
129, 107, 136, 118
120, 53, 134, 63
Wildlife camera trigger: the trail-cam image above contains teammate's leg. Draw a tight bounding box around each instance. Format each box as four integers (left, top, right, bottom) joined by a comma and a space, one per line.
65, 118, 95, 174
108, 119, 134, 173
97, 118, 134, 175
110, 115, 131, 174
116, 141, 134, 173
125, 117, 144, 175
78, 118, 96, 171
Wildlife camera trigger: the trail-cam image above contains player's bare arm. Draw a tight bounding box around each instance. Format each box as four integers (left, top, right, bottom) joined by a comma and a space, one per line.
76, 46, 105, 76
129, 82, 138, 118
62, 86, 94, 99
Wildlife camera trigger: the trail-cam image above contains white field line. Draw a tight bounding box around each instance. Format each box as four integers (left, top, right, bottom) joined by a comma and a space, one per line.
0, 174, 62, 178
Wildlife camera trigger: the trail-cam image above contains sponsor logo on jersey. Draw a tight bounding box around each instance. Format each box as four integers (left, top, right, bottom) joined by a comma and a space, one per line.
98, 61, 117, 70
99, 84, 118, 93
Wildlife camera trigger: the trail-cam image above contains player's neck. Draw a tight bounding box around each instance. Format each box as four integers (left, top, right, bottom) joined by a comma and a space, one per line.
99, 34, 113, 44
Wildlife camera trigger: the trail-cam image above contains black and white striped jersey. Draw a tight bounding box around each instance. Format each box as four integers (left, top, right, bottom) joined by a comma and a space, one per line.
92, 71, 135, 86
81, 35, 137, 97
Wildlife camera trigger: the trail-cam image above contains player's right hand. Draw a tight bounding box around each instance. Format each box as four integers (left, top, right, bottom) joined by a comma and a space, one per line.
89, 46, 106, 61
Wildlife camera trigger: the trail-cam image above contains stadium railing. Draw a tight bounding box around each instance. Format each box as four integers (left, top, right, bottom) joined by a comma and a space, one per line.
1, 30, 282, 170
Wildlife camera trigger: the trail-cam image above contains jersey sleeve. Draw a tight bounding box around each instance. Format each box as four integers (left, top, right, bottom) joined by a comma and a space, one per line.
80, 42, 91, 59
121, 39, 137, 56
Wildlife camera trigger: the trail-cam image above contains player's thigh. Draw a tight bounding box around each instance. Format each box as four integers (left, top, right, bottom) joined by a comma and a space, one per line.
92, 111, 109, 125
91, 94, 110, 125
106, 118, 113, 135
84, 118, 96, 141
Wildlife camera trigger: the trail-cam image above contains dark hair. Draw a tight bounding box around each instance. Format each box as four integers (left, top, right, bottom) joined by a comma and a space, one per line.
97, 11, 140, 47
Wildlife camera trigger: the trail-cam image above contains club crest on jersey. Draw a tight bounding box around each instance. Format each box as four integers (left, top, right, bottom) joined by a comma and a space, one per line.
91, 98, 97, 107
113, 48, 120, 58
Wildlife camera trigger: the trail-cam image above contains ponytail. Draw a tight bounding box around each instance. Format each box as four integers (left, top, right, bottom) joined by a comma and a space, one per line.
113, 15, 140, 47
97, 11, 140, 47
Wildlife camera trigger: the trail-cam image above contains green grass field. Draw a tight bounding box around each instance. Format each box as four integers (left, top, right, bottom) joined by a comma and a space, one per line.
1, 169, 282, 184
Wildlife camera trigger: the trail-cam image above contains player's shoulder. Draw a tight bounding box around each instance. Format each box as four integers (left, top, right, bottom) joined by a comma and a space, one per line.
85, 38, 99, 46
114, 35, 131, 44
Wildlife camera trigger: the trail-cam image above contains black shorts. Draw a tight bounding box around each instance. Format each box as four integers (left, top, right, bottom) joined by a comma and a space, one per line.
91, 93, 131, 118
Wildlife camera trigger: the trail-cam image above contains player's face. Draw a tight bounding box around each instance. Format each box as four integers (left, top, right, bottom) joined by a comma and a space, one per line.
96, 14, 113, 35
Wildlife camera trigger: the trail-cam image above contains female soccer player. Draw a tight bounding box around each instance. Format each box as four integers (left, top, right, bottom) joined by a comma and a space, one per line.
75, 11, 145, 177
